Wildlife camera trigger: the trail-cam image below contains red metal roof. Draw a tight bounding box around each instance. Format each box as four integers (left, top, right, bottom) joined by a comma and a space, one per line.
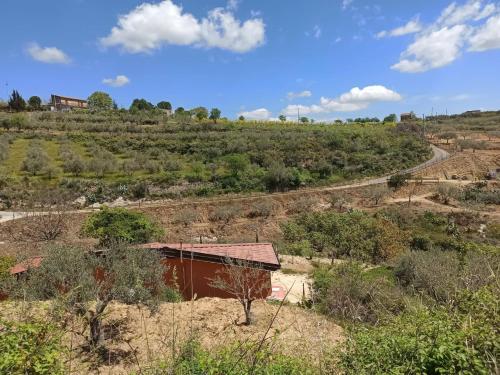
141, 242, 280, 267
10, 257, 43, 275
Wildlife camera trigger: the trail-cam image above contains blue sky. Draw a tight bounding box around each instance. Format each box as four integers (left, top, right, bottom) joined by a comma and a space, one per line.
1, 0, 499, 121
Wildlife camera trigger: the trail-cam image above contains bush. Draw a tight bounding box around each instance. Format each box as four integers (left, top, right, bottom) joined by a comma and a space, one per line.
394, 250, 499, 304
387, 173, 411, 190
312, 262, 406, 324
282, 210, 408, 264
209, 204, 241, 224
0, 320, 63, 374
152, 339, 314, 375
338, 288, 498, 374
82, 207, 164, 246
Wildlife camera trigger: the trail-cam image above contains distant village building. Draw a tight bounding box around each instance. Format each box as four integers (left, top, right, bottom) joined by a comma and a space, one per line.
462, 110, 481, 117
400, 112, 417, 122
50, 94, 88, 112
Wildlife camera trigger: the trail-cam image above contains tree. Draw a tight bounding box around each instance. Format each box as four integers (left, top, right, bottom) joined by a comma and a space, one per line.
10, 113, 28, 131
22, 143, 49, 176
300, 117, 309, 123
209, 258, 270, 325
8, 190, 68, 242
174, 107, 185, 115
82, 207, 164, 246
191, 106, 208, 121
63, 154, 85, 176
9, 245, 177, 347
87, 91, 113, 111
279, 115, 286, 122
130, 98, 154, 111
368, 184, 389, 206
209, 108, 221, 124
8, 90, 26, 112
238, 115, 245, 122
28, 96, 42, 111
388, 173, 411, 190
383, 114, 397, 123
439, 132, 457, 145
157, 101, 172, 111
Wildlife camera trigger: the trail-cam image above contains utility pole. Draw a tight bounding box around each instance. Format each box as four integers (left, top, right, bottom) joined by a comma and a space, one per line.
297, 107, 300, 123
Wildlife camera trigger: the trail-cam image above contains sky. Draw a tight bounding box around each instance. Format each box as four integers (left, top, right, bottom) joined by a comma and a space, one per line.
1, 0, 499, 121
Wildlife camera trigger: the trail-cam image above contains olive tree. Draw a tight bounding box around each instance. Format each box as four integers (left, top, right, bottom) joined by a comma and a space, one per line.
209, 258, 270, 325
8, 245, 177, 347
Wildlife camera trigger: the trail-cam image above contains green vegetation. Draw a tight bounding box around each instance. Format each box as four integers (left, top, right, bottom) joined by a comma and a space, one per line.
82, 207, 164, 246
338, 289, 498, 374
0, 111, 431, 205
0, 320, 63, 374
149, 340, 314, 375
281, 210, 408, 263
305, 206, 499, 374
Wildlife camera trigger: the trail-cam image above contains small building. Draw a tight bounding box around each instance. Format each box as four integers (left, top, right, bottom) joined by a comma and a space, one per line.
140, 242, 280, 300
8, 243, 281, 301
51, 94, 88, 112
400, 112, 417, 122
462, 110, 481, 117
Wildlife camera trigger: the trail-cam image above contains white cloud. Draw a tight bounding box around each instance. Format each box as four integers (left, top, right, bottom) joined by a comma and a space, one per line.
389, 1, 500, 73
342, 0, 354, 10
26, 43, 70, 64
238, 108, 272, 120
376, 18, 422, 38
437, 0, 496, 26
334, 37, 342, 43
313, 25, 322, 38
226, 0, 239, 11
469, 14, 500, 50
391, 25, 470, 73
287, 90, 312, 100
100, 0, 265, 53
102, 75, 130, 87
282, 85, 402, 116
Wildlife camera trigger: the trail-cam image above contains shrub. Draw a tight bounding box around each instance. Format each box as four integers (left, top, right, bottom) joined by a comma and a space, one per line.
246, 200, 274, 218
82, 207, 164, 246
312, 262, 406, 324
394, 250, 499, 304
156, 339, 314, 375
338, 288, 498, 374
0, 320, 63, 375
209, 204, 241, 224
387, 173, 411, 190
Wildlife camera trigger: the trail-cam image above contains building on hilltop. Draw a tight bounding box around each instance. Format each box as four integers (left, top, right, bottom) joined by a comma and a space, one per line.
51, 94, 88, 112
400, 112, 417, 122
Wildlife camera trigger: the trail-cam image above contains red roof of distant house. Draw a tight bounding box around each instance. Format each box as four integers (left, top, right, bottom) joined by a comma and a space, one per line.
10, 257, 43, 275
141, 242, 280, 268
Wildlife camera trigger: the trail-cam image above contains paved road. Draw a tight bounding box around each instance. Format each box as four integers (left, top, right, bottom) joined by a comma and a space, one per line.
0, 144, 450, 222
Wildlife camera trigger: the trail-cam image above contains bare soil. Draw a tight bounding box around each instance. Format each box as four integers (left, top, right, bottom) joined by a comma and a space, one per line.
0, 298, 343, 374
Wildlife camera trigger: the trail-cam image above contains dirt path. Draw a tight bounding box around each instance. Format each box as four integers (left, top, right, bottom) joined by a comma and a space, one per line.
0, 145, 450, 223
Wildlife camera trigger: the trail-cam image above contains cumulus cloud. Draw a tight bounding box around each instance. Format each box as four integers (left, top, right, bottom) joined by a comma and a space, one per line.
100, 0, 265, 53
390, 1, 500, 73
391, 25, 470, 73
102, 75, 130, 87
376, 18, 422, 38
342, 0, 354, 10
26, 43, 70, 64
287, 90, 312, 100
238, 108, 272, 120
469, 14, 500, 51
282, 85, 401, 116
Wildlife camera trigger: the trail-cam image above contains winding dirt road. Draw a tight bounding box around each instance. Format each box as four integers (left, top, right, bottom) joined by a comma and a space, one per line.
0, 144, 450, 222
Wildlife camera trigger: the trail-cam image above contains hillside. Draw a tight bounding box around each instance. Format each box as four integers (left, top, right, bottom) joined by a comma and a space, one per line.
0, 111, 431, 207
